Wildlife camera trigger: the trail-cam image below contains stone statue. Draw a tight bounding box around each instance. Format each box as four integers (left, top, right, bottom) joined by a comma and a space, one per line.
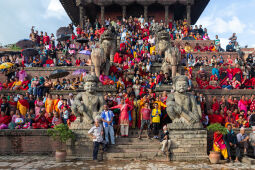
99, 27, 117, 63
71, 74, 105, 128
166, 76, 202, 129
91, 47, 108, 77
155, 30, 180, 78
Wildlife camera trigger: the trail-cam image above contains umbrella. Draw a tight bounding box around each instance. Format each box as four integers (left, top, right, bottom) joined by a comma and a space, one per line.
72, 69, 87, 75
16, 39, 35, 49
22, 48, 38, 56
0, 62, 14, 70
79, 50, 91, 55
56, 27, 72, 41
56, 27, 73, 37
77, 38, 89, 44
49, 70, 69, 79
57, 35, 70, 41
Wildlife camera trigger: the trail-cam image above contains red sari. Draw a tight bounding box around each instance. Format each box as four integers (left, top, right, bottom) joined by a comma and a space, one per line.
110, 104, 133, 125
32, 115, 48, 129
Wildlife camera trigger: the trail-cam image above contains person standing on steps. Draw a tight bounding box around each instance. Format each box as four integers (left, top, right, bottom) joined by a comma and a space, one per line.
88, 119, 105, 161
151, 103, 162, 139
101, 105, 115, 145
110, 99, 133, 137
138, 102, 151, 139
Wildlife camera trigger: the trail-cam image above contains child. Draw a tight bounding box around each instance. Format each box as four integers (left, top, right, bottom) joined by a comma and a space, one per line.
62, 106, 69, 124
51, 111, 62, 127
15, 113, 24, 129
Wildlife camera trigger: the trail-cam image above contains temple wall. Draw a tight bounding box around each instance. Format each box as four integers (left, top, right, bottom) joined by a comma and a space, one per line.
0, 130, 63, 155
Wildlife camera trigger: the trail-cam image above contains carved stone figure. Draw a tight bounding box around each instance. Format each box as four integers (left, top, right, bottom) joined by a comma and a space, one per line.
91, 47, 109, 77
71, 74, 105, 128
155, 30, 180, 78
99, 27, 117, 63
166, 76, 202, 129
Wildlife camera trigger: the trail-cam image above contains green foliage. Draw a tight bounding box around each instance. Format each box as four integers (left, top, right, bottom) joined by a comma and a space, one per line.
207, 123, 227, 135
47, 124, 75, 143
6, 44, 21, 51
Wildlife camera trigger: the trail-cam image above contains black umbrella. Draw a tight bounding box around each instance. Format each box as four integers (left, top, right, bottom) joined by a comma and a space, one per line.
16, 39, 35, 49
57, 35, 70, 41
56, 27, 72, 37
49, 70, 69, 79
77, 38, 89, 44
22, 48, 38, 56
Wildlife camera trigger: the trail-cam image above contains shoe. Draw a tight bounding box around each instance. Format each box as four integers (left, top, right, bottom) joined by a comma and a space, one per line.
137, 136, 141, 139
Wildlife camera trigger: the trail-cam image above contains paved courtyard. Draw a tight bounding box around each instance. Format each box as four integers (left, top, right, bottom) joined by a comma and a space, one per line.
0, 156, 255, 170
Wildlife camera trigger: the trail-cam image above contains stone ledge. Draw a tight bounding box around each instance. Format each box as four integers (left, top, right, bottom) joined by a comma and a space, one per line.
23, 66, 91, 71
0, 129, 49, 136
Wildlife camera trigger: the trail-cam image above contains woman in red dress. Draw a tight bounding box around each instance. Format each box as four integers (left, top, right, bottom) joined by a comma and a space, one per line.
110, 99, 133, 137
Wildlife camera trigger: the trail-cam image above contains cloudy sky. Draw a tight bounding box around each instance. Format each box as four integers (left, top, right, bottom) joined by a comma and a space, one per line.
0, 0, 254, 49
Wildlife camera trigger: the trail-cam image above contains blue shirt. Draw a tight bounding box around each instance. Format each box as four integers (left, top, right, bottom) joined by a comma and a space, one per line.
101, 110, 114, 127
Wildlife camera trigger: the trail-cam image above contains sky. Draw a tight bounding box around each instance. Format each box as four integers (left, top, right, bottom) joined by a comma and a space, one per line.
0, 0, 255, 49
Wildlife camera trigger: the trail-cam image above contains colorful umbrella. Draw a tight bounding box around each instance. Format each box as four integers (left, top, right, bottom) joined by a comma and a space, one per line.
16, 39, 35, 49
0, 62, 14, 70
49, 70, 69, 79
79, 50, 91, 55
72, 69, 87, 75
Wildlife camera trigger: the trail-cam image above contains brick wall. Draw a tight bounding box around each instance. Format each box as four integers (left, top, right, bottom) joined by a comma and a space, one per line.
0, 130, 63, 155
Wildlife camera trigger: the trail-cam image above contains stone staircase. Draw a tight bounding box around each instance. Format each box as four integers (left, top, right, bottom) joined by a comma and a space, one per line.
104, 129, 166, 161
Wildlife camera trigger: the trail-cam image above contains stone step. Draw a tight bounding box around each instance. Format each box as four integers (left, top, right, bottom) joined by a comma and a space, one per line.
107, 148, 160, 153
115, 138, 160, 145
104, 151, 159, 160
112, 144, 160, 150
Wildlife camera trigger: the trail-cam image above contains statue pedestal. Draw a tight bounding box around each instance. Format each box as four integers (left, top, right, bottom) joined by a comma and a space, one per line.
169, 129, 208, 161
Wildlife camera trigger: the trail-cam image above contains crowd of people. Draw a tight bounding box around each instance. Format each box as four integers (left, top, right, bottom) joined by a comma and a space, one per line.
1, 15, 255, 161
0, 93, 75, 129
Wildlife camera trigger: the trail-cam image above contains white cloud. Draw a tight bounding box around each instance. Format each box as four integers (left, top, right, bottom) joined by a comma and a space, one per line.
44, 0, 66, 19
196, 16, 246, 34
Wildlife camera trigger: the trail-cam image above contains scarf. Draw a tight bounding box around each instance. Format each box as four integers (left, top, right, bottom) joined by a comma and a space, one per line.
18, 99, 29, 108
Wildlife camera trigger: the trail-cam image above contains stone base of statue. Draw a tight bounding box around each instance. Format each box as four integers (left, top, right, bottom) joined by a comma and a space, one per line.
67, 117, 95, 159
69, 117, 92, 130
168, 128, 208, 161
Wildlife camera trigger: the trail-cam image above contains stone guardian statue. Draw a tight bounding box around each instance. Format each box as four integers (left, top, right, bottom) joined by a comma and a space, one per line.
71, 74, 105, 129
166, 75, 202, 129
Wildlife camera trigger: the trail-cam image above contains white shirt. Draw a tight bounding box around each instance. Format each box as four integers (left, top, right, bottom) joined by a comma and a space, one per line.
88, 125, 103, 142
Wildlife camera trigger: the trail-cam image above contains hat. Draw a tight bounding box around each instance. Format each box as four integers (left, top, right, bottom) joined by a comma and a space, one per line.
69, 93, 73, 96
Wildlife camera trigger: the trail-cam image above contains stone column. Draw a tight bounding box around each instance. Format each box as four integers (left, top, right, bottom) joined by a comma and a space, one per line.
79, 5, 84, 28
186, 4, 191, 25
144, 5, 148, 23
122, 5, 126, 19
100, 5, 105, 26
165, 5, 169, 24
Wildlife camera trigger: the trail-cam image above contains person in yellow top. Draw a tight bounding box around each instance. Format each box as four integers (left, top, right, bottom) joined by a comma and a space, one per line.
17, 94, 29, 116
116, 77, 125, 90
11, 77, 22, 90
45, 94, 54, 114
151, 103, 161, 139
53, 95, 60, 114
184, 42, 193, 53
150, 46, 155, 55
154, 97, 167, 110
